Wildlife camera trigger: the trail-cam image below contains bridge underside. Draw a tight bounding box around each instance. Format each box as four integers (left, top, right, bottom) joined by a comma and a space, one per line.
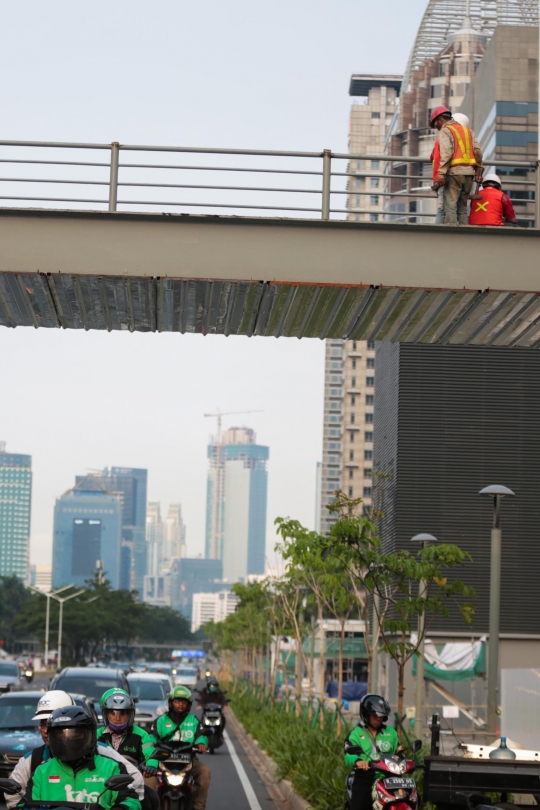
1, 208, 540, 347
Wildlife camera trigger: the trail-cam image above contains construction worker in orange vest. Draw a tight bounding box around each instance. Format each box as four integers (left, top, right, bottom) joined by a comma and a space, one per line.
469, 174, 518, 226
431, 112, 471, 225
430, 106, 483, 225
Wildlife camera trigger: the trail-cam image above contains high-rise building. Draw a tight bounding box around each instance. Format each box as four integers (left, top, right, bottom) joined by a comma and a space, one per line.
143, 573, 171, 607
460, 24, 538, 226
146, 501, 164, 578
171, 557, 226, 622
165, 504, 186, 563
319, 341, 376, 535
191, 590, 240, 633
29, 563, 52, 592
374, 342, 540, 640
52, 475, 123, 589
0, 443, 32, 580
347, 75, 401, 222
205, 427, 269, 582
77, 467, 147, 595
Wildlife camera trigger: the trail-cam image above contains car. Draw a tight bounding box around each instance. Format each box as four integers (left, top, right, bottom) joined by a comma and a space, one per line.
0, 691, 96, 778
108, 661, 133, 673
174, 665, 198, 689
126, 673, 168, 731
0, 661, 22, 694
50, 667, 130, 720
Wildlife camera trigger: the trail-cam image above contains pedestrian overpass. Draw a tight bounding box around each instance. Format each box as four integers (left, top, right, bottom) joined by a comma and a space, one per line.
0, 139, 539, 347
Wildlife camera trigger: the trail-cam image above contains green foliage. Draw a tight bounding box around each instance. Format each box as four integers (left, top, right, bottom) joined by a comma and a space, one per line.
232, 684, 348, 810
0, 576, 32, 652
15, 571, 192, 663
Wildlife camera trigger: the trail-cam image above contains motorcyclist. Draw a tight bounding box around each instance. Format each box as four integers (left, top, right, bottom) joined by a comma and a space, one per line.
344, 694, 401, 810
153, 685, 211, 810
25, 704, 141, 810
6, 691, 143, 809
197, 677, 227, 730
97, 689, 159, 810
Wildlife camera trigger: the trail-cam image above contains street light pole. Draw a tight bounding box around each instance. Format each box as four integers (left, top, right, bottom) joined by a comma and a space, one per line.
479, 485, 515, 738
52, 589, 85, 671
28, 584, 73, 669
410, 533, 438, 741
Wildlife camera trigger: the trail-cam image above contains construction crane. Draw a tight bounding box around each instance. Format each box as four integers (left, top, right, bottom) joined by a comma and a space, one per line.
204, 409, 263, 560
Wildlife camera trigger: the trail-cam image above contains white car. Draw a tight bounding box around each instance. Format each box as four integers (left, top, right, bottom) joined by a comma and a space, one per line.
174, 665, 198, 689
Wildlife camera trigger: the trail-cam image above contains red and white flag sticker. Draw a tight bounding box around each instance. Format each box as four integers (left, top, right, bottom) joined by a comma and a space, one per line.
48, 776, 61, 783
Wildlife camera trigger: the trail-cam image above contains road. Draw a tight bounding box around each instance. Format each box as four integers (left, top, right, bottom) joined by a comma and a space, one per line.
0, 676, 278, 810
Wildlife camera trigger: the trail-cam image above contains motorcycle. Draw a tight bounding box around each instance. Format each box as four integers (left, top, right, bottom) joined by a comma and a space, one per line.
345, 740, 423, 810
154, 741, 197, 810
200, 702, 225, 755
25, 667, 34, 683
0, 773, 133, 809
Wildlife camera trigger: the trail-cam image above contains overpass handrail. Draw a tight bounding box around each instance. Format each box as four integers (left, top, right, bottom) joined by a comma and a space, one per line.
0, 140, 535, 226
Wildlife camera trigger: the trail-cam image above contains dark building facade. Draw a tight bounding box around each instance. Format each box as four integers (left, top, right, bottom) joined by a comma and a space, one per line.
374, 343, 540, 635
171, 557, 227, 622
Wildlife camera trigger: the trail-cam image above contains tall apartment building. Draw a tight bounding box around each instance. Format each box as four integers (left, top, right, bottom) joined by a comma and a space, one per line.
52, 475, 123, 589
319, 341, 376, 535
205, 427, 269, 583
165, 504, 186, 562
0, 442, 32, 580
29, 563, 52, 592
146, 501, 164, 578
347, 76, 401, 222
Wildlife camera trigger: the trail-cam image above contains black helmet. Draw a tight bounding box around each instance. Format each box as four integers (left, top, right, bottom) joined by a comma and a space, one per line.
47, 705, 96, 763
360, 694, 391, 725
102, 691, 135, 730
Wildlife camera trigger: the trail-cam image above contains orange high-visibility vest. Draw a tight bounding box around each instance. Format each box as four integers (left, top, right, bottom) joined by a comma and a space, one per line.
448, 123, 477, 168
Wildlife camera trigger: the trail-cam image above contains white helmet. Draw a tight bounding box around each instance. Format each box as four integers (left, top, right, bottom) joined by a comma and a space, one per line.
453, 112, 470, 127
483, 173, 501, 187
32, 690, 75, 721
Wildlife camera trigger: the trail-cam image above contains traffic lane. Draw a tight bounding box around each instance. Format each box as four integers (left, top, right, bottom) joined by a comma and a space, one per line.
205, 720, 276, 810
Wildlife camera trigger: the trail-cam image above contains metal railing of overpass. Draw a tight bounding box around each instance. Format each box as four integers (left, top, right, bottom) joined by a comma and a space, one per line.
0, 139, 536, 225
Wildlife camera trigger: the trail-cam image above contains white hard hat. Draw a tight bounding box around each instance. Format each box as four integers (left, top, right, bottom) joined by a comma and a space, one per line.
483, 173, 501, 186
453, 112, 470, 127
32, 690, 75, 721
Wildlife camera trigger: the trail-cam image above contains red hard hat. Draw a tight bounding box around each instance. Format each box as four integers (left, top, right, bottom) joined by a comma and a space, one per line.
430, 106, 452, 127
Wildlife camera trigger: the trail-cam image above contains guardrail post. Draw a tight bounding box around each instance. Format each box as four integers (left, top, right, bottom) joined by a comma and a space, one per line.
535, 161, 540, 228
321, 149, 331, 220
109, 142, 120, 212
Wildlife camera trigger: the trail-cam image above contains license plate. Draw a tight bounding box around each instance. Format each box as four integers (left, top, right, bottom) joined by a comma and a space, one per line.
206, 712, 220, 717
167, 754, 191, 763
383, 778, 415, 789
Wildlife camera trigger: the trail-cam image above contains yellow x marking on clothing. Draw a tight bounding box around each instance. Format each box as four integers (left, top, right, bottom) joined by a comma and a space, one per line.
475, 201, 489, 212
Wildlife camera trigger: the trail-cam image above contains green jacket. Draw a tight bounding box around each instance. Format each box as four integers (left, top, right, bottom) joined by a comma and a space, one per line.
154, 712, 208, 747
344, 724, 400, 770
27, 749, 141, 810
97, 724, 158, 769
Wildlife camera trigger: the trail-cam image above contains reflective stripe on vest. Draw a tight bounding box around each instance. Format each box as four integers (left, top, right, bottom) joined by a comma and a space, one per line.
468, 186, 504, 226
448, 124, 477, 167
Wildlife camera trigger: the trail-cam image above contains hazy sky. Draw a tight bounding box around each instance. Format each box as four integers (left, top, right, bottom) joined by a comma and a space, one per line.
0, 0, 429, 565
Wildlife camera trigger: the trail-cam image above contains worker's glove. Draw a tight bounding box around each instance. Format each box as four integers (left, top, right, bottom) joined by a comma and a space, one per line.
142, 766, 159, 776
432, 178, 446, 191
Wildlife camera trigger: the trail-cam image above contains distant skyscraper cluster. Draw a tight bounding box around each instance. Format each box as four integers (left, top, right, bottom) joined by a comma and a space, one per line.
144, 501, 186, 607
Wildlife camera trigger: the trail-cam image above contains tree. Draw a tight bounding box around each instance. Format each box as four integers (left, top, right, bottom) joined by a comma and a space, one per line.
322, 494, 476, 725
0, 576, 31, 652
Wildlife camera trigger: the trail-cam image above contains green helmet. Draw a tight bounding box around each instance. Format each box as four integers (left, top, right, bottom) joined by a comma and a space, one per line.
169, 685, 192, 712
99, 688, 129, 710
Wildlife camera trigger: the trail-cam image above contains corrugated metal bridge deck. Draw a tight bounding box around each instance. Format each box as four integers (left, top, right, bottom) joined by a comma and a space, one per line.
2, 208, 540, 347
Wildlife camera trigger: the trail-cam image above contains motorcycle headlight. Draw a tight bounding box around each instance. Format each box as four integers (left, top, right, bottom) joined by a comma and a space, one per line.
214, 718, 221, 725
387, 761, 403, 775
165, 773, 185, 786
203, 718, 210, 725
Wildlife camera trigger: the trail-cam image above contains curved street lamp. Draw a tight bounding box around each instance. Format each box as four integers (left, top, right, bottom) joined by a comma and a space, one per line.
479, 484, 515, 737
410, 533, 438, 739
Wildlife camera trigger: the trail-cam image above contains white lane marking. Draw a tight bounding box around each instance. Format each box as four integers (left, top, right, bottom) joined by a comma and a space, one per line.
223, 729, 264, 810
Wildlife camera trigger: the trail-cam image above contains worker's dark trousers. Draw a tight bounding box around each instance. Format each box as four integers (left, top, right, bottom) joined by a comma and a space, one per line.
349, 771, 373, 810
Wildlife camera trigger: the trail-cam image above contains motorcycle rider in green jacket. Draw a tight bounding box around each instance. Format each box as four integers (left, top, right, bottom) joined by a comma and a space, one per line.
344, 694, 401, 810
153, 685, 210, 810
26, 705, 141, 810
97, 690, 159, 810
